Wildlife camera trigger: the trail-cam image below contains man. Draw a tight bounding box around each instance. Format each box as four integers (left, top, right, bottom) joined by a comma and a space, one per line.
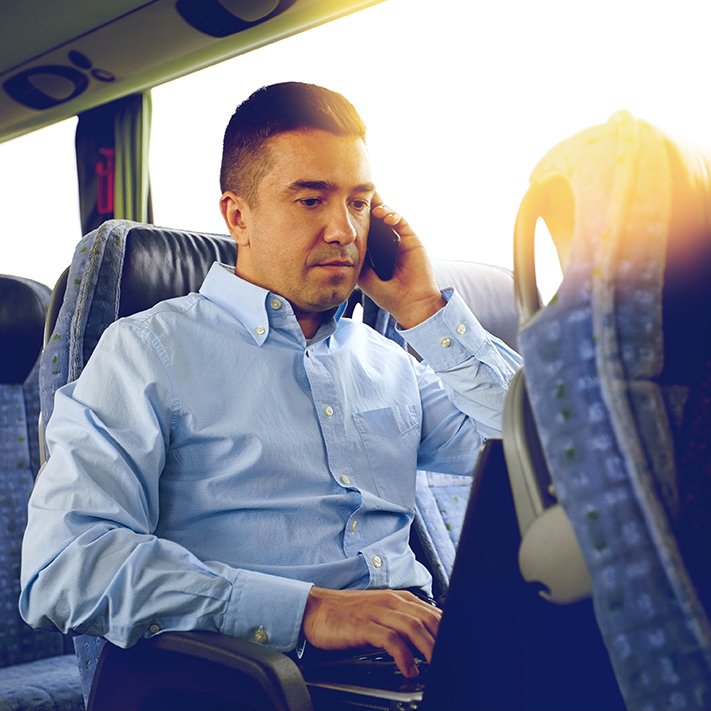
20, 82, 521, 680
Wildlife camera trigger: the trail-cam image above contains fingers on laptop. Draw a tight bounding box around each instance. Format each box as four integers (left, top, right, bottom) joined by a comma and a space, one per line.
302, 587, 442, 678
367, 591, 441, 677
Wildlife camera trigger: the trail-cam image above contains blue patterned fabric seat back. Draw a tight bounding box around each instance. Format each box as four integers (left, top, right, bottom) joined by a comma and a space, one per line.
40, 220, 237, 704
0, 274, 84, 710
0, 275, 63, 667
514, 111, 711, 709
364, 259, 519, 595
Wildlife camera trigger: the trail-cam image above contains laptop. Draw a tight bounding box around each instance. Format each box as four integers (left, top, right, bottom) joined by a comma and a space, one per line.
300, 439, 508, 711
299, 438, 624, 711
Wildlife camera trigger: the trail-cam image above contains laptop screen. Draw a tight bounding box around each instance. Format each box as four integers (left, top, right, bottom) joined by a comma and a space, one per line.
423, 439, 623, 710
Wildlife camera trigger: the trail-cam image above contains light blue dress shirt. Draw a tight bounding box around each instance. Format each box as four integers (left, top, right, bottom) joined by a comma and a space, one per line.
20, 263, 521, 653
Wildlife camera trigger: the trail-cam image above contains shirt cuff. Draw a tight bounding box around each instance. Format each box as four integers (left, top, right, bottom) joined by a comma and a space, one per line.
220, 569, 313, 652
398, 289, 491, 370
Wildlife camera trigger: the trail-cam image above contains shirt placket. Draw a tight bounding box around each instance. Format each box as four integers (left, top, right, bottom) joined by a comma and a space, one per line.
302, 347, 364, 558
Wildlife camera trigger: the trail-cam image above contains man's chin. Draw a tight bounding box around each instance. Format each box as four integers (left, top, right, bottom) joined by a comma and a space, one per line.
300, 287, 356, 315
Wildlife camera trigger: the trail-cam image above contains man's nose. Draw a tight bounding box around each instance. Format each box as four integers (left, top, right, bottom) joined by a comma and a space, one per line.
322, 203, 357, 244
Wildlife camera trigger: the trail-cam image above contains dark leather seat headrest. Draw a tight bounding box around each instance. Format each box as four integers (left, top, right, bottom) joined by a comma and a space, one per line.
119, 226, 237, 318
0, 277, 46, 384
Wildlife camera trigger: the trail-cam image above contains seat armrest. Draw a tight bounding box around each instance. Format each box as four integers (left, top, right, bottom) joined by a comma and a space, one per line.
88, 631, 314, 711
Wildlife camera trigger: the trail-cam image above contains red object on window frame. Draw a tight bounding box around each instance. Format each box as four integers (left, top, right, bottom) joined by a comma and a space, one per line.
96, 147, 115, 215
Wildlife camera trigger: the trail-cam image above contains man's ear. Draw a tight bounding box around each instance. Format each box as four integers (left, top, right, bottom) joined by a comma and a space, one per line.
220, 191, 251, 246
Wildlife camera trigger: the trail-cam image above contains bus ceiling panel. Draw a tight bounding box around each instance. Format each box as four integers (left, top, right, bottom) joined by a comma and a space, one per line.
0, 0, 153, 78
0, 0, 385, 145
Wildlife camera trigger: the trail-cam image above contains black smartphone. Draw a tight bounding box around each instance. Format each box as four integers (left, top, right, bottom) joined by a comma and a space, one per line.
366, 214, 400, 281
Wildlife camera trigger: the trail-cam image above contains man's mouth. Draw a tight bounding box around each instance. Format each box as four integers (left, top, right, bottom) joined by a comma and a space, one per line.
309, 248, 360, 273
317, 260, 354, 268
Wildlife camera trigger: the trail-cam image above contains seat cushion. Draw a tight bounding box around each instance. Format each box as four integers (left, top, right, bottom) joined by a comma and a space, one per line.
0, 654, 84, 710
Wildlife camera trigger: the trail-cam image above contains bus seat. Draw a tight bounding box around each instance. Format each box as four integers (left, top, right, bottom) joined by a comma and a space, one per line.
39, 219, 316, 709
363, 259, 520, 596
0, 274, 84, 710
40, 220, 237, 449
512, 111, 711, 709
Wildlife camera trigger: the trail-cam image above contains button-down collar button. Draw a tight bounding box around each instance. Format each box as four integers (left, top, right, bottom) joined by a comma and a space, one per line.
351, 519, 358, 532
149, 624, 160, 634
341, 475, 351, 486
456, 324, 467, 335
373, 556, 382, 568
253, 627, 268, 643
324, 405, 334, 417
440, 336, 451, 347
255, 326, 266, 336
271, 299, 282, 310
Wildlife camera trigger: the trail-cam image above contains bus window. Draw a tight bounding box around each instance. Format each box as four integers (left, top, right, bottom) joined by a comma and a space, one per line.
149, 0, 711, 304
0, 117, 80, 290
4, 0, 711, 301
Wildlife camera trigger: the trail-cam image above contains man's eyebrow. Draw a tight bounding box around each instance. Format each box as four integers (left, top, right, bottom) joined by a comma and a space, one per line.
286, 180, 376, 193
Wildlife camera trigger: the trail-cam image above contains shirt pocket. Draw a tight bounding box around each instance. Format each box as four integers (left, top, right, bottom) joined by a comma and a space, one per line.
352, 404, 420, 511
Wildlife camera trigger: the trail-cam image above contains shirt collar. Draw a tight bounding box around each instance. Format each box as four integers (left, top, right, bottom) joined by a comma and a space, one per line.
199, 262, 345, 346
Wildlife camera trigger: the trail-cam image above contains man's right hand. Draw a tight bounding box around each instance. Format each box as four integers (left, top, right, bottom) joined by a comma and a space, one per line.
300, 587, 442, 678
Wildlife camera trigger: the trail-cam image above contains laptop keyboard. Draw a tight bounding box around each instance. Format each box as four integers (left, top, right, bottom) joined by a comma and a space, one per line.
301, 650, 428, 693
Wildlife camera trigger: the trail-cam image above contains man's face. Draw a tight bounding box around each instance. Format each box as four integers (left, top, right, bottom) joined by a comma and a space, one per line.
225, 129, 374, 321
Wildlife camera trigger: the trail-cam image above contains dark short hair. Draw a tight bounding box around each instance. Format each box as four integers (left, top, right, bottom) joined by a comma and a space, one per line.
220, 82, 367, 205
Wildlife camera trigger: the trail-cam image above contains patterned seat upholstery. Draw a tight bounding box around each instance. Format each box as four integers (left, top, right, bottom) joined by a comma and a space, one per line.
0, 274, 84, 710
364, 259, 520, 596
515, 111, 711, 709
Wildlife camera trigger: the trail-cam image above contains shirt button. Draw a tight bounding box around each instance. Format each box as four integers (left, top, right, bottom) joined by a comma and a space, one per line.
324, 405, 334, 417
341, 475, 351, 486
255, 326, 265, 336
457, 324, 467, 335
440, 336, 451, 347
253, 627, 268, 643
373, 556, 382, 568
149, 624, 160, 634
351, 519, 358, 532
271, 299, 282, 310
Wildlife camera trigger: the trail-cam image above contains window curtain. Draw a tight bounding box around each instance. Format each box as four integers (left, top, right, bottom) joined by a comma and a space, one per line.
76, 92, 153, 235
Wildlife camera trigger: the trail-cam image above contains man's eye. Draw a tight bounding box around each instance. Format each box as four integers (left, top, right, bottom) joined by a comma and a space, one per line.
300, 198, 321, 208
351, 200, 369, 211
